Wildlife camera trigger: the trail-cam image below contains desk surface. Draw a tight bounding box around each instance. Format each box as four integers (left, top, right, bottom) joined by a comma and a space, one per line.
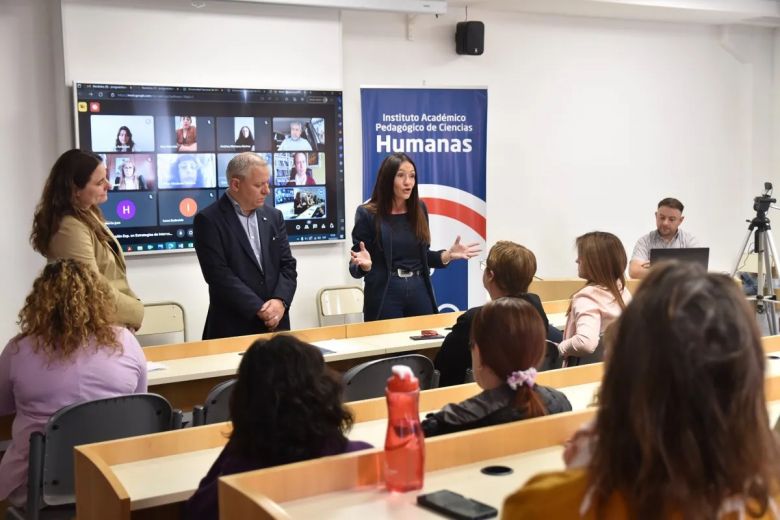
146, 328, 449, 387
108, 374, 780, 513
266, 397, 780, 519
282, 447, 563, 519
106, 379, 596, 511
547, 312, 566, 330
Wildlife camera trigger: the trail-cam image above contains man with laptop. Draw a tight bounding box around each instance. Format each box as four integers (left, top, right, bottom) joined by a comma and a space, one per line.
629, 197, 704, 278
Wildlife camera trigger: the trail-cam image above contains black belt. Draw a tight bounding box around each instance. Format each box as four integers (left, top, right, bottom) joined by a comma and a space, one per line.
391, 268, 421, 278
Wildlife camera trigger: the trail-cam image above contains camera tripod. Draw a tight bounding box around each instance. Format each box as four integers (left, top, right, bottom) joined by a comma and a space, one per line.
732, 201, 780, 335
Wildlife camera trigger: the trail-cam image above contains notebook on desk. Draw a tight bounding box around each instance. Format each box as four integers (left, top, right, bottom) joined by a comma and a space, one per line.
649, 247, 709, 269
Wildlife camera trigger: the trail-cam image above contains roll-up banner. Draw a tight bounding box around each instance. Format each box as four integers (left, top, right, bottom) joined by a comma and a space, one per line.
361, 87, 488, 312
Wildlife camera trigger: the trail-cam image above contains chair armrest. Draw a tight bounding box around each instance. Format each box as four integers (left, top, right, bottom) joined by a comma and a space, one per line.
192, 405, 205, 427
431, 369, 441, 389
171, 409, 184, 429
26, 431, 46, 518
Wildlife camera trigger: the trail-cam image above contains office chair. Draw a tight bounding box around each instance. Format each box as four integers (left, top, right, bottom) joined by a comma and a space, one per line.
342, 354, 439, 402
7, 393, 180, 520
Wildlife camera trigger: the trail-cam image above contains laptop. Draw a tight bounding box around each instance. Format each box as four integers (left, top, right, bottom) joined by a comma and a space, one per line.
649, 247, 709, 269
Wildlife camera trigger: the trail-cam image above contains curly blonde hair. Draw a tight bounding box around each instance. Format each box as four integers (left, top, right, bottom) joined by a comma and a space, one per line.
17, 259, 120, 361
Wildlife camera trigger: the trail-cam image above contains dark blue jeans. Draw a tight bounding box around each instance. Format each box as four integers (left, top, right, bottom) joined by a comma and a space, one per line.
379, 274, 436, 320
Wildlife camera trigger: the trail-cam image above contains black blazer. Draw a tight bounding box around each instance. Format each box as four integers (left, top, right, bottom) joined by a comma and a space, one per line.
349, 203, 446, 321
434, 294, 551, 387
194, 194, 297, 339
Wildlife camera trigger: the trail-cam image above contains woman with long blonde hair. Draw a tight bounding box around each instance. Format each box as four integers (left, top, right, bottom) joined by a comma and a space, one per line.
0, 259, 146, 506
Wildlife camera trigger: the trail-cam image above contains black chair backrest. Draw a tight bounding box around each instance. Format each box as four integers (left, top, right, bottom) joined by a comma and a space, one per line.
39, 393, 174, 506
563, 337, 604, 367
202, 379, 236, 425
342, 354, 436, 402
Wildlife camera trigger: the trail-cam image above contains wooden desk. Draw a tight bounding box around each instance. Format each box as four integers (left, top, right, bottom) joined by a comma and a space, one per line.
7, 334, 780, 453
219, 411, 593, 520
145, 313, 461, 411
529, 278, 641, 302
547, 312, 566, 330
219, 374, 780, 519
73, 360, 780, 520
72, 362, 602, 520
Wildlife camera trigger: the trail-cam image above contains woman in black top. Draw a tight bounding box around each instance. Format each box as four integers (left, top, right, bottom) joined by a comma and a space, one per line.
234, 126, 255, 151
435, 241, 558, 386
349, 153, 479, 321
423, 297, 571, 437
115, 126, 135, 152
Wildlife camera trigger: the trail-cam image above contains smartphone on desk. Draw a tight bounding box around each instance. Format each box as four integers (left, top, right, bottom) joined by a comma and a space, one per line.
417, 489, 497, 520
410, 329, 445, 341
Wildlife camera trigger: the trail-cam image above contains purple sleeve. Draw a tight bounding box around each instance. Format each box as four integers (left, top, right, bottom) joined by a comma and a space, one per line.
0, 340, 15, 415
345, 440, 373, 452
118, 328, 147, 393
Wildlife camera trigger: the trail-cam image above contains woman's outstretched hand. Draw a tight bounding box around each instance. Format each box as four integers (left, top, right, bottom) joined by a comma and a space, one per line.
444, 235, 481, 263
350, 241, 372, 272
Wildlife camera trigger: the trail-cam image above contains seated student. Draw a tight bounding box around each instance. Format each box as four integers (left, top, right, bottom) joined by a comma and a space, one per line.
0, 259, 147, 506
435, 241, 554, 387
421, 298, 571, 437
184, 335, 372, 520
502, 262, 780, 519
557, 231, 631, 366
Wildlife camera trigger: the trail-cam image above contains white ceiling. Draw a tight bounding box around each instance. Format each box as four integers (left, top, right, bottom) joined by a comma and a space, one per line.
447, 0, 780, 27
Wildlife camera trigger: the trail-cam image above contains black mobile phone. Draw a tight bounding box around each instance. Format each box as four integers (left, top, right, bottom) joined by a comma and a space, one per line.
417, 489, 497, 520
409, 334, 445, 340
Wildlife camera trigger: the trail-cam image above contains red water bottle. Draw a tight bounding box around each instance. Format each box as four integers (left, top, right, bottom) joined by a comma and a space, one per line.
384, 365, 425, 492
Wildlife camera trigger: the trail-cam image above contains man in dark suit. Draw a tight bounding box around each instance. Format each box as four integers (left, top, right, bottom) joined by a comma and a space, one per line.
194, 153, 297, 339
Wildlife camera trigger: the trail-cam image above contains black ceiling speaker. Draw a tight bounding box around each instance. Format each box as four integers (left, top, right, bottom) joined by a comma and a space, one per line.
456, 21, 484, 55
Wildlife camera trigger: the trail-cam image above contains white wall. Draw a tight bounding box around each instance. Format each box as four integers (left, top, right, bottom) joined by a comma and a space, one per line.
0, 1, 70, 343
60, 0, 355, 341
343, 9, 776, 277
1, 0, 777, 345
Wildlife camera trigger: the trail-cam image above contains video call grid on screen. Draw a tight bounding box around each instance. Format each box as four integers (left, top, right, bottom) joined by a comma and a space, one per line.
74, 82, 346, 254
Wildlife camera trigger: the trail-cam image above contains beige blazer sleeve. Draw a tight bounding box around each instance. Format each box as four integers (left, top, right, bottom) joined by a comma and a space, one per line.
47, 215, 144, 330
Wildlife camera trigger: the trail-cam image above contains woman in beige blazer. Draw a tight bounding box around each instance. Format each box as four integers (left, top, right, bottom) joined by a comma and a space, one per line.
30, 150, 143, 330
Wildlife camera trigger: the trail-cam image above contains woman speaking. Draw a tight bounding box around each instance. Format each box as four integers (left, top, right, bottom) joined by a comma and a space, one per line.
349, 153, 479, 321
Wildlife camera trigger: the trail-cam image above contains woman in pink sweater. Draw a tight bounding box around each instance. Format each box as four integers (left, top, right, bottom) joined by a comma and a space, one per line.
0, 259, 146, 506
558, 231, 631, 366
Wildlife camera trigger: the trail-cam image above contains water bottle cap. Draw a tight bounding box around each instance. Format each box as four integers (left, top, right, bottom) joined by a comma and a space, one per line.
387, 364, 419, 392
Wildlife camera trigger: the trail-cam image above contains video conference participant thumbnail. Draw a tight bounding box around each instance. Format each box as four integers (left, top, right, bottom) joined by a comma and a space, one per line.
274, 186, 327, 220
103, 153, 155, 191
157, 154, 217, 189
273, 117, 324, 152
155, 116, 216, 153
158, 189, 218, 226
90, 114, 155, 152
100, 191, 159, 228
216, 117, 272, 153
217, 153, 272, 188
274, 152, 326, 186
